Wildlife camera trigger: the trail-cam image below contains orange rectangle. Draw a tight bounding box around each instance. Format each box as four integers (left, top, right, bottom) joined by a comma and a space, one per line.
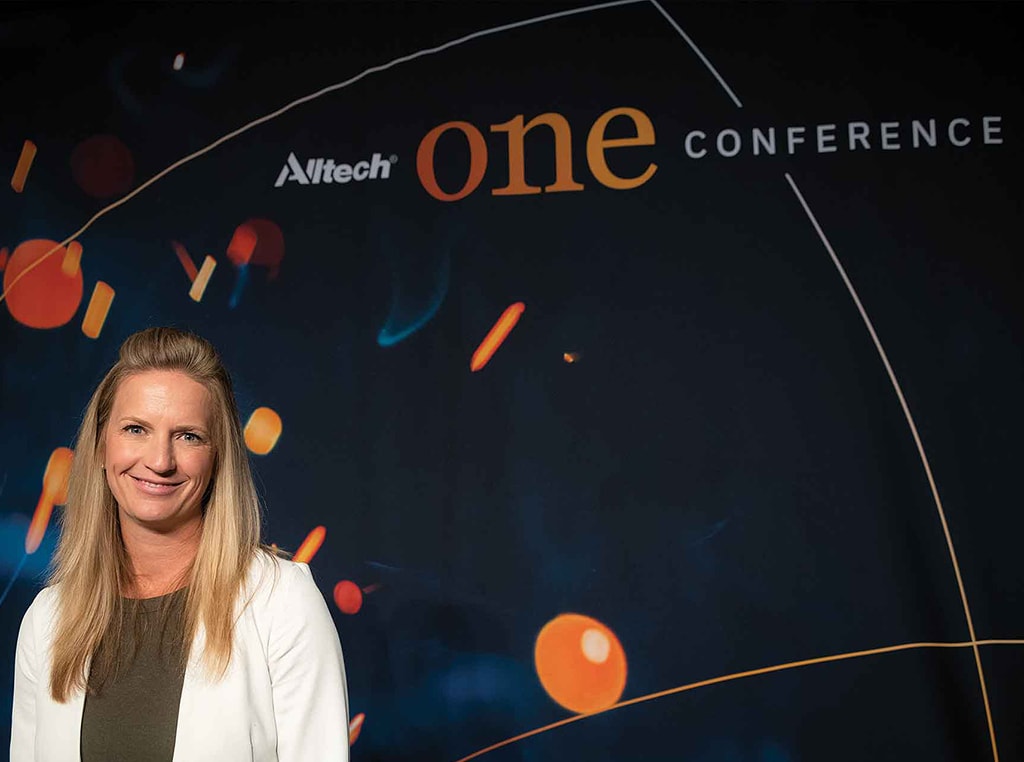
189, 255, 216, 302
0, 247, 8, 270
82, 281, 114, 339
62, 241, 83, 276
11, 140, 37, 193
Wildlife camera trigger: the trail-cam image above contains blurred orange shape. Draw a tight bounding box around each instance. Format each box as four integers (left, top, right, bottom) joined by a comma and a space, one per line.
563, 352, 581, 364
26, 447, 74, 554
228, 218, 284, 277
471, 302, 525, 372
333, 580, 363, 615
82, 281, 114, 339
62, 241, 83, 276
0, 247, 8, 270
3, 239, 84, 328
172, 241, 198, 282
534, 613, 627, 714
293, 525, 326, 564
244, 406, 282, 455
188, 255, 216, 302
11, 140, 36, 193
227, 224, 258, 266
348, 713, 365, 745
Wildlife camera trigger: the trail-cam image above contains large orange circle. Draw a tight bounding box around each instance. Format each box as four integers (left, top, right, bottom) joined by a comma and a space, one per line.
534, 613, 627, 714
3, 239, 83, 328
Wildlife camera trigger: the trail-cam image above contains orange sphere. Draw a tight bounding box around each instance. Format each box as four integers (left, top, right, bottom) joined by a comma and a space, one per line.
3, 239, 83, 328
333, 580, 363, 615
534, 613, 627, 714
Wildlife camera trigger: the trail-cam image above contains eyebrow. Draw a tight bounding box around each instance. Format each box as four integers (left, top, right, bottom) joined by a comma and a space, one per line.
116, 417, 210, 434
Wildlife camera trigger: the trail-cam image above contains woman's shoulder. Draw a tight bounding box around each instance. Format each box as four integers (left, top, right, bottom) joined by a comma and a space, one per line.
15, 584, 59, 642
23, 584, 58, 618
243, 549, 323, 609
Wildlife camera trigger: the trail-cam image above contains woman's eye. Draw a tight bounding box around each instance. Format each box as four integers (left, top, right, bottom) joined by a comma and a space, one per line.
181, 432, 203, 443
124, 424, 144, 435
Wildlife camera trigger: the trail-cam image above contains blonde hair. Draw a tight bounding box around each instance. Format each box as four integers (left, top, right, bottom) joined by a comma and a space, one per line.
49, 326, 267, 701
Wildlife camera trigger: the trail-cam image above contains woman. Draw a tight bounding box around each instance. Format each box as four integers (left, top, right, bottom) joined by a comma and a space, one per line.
11, 327, 349, 761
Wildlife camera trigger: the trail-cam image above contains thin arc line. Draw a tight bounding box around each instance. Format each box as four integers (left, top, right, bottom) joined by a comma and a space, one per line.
0, 0, 646, 307
783, 172, 1000, 762
0, 553, 29, 610
451, 639, 1024, 762
648, 0, 743, 109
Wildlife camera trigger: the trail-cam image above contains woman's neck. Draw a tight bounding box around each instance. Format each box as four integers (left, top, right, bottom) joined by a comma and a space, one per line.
121, 518, 201, 598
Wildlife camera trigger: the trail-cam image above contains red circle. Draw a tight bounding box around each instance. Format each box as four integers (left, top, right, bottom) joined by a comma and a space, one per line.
333, 580, 363, 615
70, 134, 135, 199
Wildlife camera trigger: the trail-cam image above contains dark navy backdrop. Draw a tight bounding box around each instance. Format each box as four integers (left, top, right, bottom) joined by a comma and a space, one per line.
1, 3, 1021, 760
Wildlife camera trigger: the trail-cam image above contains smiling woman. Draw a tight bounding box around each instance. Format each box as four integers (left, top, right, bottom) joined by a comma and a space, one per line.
103, 370, 215, 564
10, 327, 350, 762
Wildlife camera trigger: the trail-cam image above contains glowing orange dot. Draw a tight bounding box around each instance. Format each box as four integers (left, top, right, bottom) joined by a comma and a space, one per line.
244, 406, 282, 455
534, 613, 627, 714
333, 580, 363, 615
3, 239, 84, 328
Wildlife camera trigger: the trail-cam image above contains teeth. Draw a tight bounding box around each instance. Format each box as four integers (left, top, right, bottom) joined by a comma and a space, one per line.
136, 478, 178, 488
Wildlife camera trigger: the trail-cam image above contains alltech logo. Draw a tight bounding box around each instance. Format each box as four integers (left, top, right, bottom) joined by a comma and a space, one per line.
274, 152, 396, 187
414, 107, 1005, 201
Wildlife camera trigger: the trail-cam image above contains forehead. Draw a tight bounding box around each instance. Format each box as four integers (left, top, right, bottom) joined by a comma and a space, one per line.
110, 370, 212, 421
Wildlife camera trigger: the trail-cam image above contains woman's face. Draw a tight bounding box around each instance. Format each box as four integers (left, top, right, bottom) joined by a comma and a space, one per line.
103, 370, 215, 535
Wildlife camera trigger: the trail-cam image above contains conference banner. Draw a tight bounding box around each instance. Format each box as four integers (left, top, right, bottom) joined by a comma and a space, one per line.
1, 2, 1021, 759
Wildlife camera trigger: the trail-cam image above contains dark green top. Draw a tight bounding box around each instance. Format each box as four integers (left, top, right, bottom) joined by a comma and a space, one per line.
80, 588, 188, 762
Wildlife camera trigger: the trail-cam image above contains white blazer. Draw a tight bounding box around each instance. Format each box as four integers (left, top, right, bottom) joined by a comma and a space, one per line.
10, 554, 350, 761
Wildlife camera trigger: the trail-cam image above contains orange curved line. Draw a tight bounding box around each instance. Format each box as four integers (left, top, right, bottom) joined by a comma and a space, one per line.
452, 639, 1024, 762
785, 173, 1002, 761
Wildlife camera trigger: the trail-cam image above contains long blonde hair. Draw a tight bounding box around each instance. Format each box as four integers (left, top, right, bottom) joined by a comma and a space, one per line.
49, 327, 266, 701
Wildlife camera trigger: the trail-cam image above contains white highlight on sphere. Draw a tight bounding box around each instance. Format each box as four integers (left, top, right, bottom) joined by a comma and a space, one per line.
581, 628, 611, 664
173, 53, 185, 71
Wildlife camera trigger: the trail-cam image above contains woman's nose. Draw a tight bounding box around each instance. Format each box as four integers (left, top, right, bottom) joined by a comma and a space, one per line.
145, 436, 176, 473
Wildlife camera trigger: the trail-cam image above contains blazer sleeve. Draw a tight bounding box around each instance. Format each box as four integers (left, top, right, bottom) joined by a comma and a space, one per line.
266, 562, 350, 761
10, 591, 42, 762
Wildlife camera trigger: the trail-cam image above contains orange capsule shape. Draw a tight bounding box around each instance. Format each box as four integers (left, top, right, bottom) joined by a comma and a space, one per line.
293, 525, 326, 564
26, 447, 74, 554
188, 255, 216, 302
471, 302, 525, 372
348, 713, 365, 745
11, 140, 36, 193
172, 241, 198, 282
244, 406, 282, 455
62, 241, 83, 276
0, 247, 8, 270
82, 281, 114, 339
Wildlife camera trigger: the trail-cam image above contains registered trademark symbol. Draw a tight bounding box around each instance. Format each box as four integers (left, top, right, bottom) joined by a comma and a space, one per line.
389, 154, 398, 164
